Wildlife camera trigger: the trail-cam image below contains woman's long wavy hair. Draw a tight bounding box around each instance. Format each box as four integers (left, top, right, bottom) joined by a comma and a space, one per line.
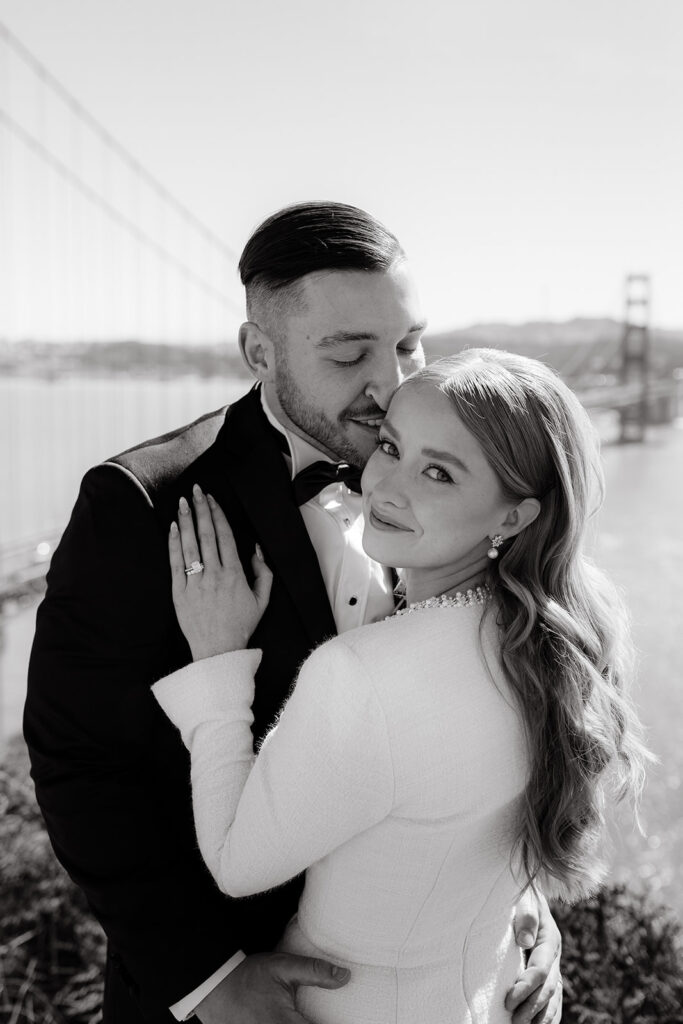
403, 348, 652, 902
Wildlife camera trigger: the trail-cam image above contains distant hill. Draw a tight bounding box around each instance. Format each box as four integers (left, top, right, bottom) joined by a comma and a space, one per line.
0, 339, 252, 381
426, 317, 621, 349
2, 320, 682, 380
423, 318, 683, 379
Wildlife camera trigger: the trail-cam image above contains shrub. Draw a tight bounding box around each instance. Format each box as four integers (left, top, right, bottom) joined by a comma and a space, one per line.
550, 888, 683, 1024
0, 737, 105, 1023
1, 737, 682, 1023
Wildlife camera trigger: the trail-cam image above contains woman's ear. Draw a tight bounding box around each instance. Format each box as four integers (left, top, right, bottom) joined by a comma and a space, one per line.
239, 322, 275, 381
500, 497, 541, 539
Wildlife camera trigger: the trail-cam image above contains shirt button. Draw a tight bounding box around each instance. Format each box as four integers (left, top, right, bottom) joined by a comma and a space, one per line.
349, 596, 358, 606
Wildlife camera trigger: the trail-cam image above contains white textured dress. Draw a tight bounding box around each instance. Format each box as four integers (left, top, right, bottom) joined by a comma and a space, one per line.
153, 602, 530, 1024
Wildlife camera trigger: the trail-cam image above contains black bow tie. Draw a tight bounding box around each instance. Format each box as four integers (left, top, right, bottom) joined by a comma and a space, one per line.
262, 412, 363, 506
293, 461, 363, 506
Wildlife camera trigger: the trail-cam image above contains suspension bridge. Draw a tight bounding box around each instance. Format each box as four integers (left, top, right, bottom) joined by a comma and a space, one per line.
0, 19, 680, 610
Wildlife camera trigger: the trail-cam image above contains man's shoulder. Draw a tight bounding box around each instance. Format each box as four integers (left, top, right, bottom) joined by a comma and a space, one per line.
106, 404, 230, 493
74, 384, 280, 518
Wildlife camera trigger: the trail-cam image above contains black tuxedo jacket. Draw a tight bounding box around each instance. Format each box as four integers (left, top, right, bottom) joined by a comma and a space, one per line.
25, 386, 339, 1023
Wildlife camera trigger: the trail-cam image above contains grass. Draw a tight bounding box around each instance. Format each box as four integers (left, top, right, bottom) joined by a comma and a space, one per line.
2, 735, 683, 1023
0, 738, 105, 1023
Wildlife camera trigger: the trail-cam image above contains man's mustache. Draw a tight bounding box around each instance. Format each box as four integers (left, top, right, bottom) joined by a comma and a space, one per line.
344, 407, 385, 420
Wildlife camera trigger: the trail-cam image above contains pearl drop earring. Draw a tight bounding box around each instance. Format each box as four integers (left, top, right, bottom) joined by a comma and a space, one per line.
487, 535, 504, 559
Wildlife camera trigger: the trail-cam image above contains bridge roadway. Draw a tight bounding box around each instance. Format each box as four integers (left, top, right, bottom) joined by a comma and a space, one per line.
576, 376, 679, 412
0, 531, 61, 607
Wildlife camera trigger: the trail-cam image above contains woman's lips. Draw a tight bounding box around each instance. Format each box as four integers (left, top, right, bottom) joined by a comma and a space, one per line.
368, 507, 412, 532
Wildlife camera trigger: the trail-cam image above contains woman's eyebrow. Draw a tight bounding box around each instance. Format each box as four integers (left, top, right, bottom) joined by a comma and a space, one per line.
422, 447, 470, 474
381, 422, 469, 473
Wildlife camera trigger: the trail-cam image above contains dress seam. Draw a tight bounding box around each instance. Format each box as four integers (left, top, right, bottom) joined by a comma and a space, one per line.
332, 638, 397, 810
461, 864, 512, 1024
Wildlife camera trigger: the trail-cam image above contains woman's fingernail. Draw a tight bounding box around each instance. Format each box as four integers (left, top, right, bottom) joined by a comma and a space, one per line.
206, 493, 215, 505
255, 543, 264, 561
332, 965, 350, 980
518, 930, 534, 948
170, 521, 178, 536
193, 483, 203, 501
179, 496, 189, 515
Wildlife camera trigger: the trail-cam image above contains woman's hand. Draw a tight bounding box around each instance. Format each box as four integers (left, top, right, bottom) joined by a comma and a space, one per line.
169, 484, 273, 661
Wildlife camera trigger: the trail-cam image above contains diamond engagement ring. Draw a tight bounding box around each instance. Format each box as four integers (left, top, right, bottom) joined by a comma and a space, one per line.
184, 560, 204, 576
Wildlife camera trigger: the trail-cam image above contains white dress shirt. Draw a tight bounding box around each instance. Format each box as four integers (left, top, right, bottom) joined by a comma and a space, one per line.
170, 390, 394, 1020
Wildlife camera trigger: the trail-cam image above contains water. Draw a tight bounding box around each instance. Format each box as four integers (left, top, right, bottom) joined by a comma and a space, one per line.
0, 375, 251, 551
591, 423, 683, 919
1, 377, 682, 919
0, 372, 252, 740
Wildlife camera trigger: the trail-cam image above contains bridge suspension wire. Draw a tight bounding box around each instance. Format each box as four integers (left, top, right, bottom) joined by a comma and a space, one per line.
0, 106, 242, 314
0, 19, 238, 264
559, 331, 623, 381
0, 17, 245, 345
0, 18, 256, 593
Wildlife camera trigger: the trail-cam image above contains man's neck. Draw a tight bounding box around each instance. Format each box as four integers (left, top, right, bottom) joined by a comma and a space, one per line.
260, 384, 339, 476
261, 383, 338, 461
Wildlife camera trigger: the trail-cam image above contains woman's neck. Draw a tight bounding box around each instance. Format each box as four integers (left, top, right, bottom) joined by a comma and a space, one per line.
403, 557, 489, 606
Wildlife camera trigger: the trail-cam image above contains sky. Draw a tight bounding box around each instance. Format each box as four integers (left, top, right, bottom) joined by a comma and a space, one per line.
0, 0, 681, 343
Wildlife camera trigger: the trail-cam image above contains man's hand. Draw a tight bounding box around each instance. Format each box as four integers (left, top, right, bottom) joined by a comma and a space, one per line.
505, 890, 562, 1024
194, 952, 350, 1024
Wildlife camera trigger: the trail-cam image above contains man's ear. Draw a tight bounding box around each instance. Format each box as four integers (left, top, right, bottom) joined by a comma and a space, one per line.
500, 497, 541, 539
239, 322, 275, 381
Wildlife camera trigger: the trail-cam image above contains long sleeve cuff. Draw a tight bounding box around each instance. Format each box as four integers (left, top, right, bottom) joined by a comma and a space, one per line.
152, 650, 262, 748
169, 949, 247, 1020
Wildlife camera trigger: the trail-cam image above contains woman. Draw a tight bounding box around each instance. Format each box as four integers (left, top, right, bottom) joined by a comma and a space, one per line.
152, 349, 649, 1024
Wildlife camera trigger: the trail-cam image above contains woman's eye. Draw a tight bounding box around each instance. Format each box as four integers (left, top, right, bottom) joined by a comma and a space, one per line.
425, 465, 453, 483
377, 438, 399, 458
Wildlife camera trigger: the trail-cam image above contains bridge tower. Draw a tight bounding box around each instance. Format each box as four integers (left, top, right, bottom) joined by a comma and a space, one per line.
619, 273, 651, 443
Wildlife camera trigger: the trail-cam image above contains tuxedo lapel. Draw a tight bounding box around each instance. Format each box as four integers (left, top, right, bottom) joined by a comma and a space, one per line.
213, 388, 337, 647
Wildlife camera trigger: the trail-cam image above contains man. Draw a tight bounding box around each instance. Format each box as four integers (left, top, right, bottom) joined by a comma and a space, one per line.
25, 202, 562, 1023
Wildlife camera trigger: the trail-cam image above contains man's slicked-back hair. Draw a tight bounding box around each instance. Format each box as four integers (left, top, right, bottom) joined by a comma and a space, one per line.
239, 201, 405, 293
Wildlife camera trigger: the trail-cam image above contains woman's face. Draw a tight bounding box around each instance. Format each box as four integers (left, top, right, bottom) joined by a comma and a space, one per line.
361, 382, 513, 573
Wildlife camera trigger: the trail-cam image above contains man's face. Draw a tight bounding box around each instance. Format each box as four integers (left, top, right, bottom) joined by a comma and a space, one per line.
264, 263, 427, 466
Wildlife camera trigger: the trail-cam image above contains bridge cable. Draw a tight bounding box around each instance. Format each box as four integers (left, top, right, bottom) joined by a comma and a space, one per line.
0, 106, 243, 314
0, 19, 239, 264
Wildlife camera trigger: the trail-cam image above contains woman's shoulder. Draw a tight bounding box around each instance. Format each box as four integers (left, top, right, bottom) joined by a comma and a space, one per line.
312, 609, 420, 661
294, 604, 508, 752
290, 623, 399, 738
296, 616, 405, 698
348, 600, 491, 648
311, 601, 495, 686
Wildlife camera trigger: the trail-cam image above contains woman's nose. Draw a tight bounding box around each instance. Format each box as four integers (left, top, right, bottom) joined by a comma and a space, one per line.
372, 466, 409, 509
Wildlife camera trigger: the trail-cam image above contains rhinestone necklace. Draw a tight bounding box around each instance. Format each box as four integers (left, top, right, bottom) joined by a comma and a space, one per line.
390, 583, 491, 618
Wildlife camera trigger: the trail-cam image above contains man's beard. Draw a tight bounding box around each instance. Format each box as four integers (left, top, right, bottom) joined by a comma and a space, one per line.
274, 353, 373, 467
